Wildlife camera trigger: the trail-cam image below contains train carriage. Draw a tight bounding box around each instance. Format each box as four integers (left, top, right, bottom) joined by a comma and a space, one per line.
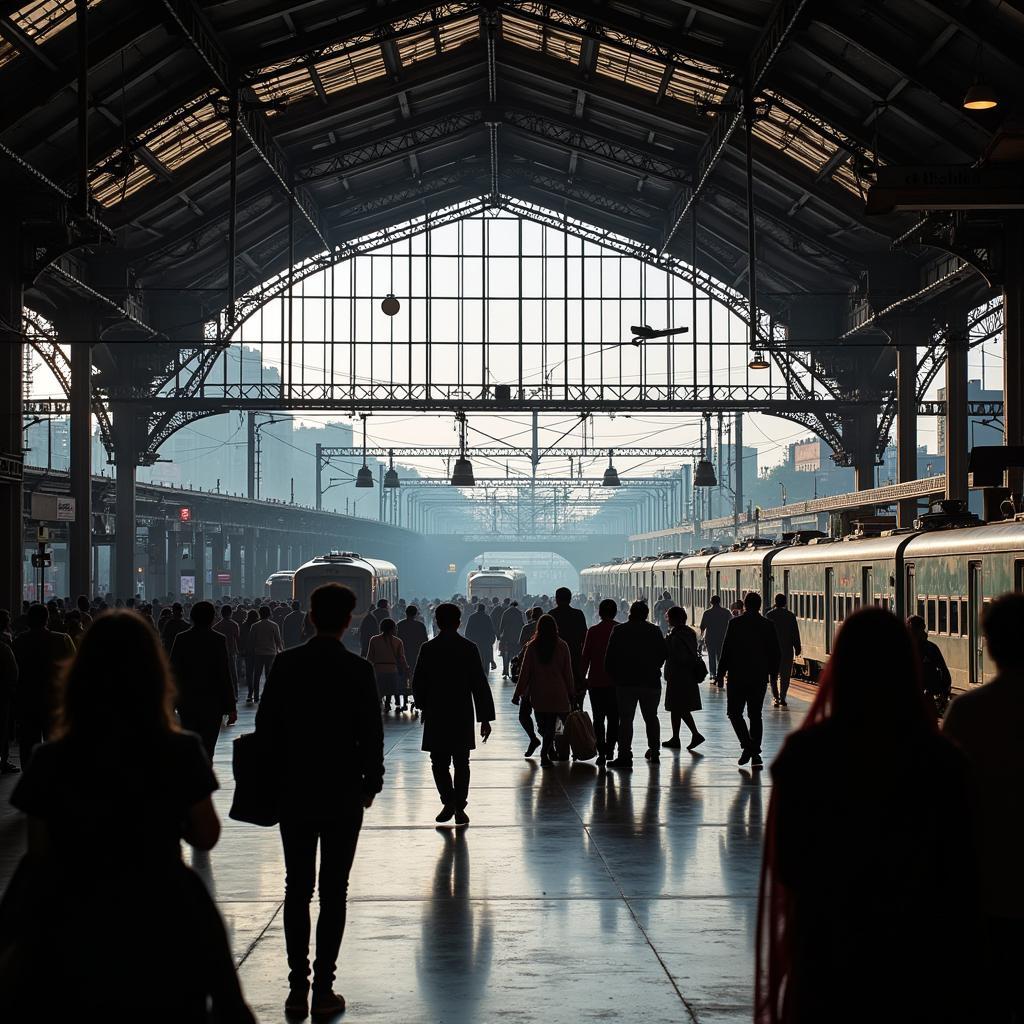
467, 566, 528, 604
677, 550, 717, 626
650, 553, 688, 607
903, 523, 1024, 689
291, 552, 399, 620
265, 570, 295, 602
706, 539, 784, 613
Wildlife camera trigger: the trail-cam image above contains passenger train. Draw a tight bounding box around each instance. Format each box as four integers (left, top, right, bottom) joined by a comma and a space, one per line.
580, 514, 1024, 691
467, 566, 528, 604
265, 570, 296, 602
291, 552, 400, 621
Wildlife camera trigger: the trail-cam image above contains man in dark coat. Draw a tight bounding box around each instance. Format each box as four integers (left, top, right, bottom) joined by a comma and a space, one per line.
465, 604, 497, 671
160, 601, 190, 652
604, 601, 667, 767
413, 602, 495, 827
715, 591, 780, 768
358, 605, 379, 657
256, 583, 384, 1019
12, 603, 75, 767
548, 587, 588, 696
283, 600, 306, 650
169, 601, 237, 761
497, 602, 525, 678
765, 593, 801, 707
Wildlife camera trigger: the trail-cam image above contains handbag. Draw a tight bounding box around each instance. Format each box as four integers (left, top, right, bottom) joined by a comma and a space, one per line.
229, 732, 280, 826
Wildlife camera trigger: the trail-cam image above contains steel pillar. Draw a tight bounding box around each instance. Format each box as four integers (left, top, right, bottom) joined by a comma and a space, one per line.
896, 322, 922, 527
243, 526, 257, 596
69, 339, 92, 596
194, 529, 206, 600
944, 315, 968, 505
1004, 217, 1024, 498
229, 534, 242, 598
112, 419, 141, 600
211, 532, 225, 600
0, 223, 24, 612
148, 523, 167, 601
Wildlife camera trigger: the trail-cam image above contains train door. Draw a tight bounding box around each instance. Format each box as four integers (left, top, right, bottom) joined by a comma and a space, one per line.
1015, 559, 1024, 592
782, 569, 790, 601
714, 570, 721, 601
861, 566, 872, 609
825, 567, 835, 654
968, 561, 984, 685
736, 569, 742, 600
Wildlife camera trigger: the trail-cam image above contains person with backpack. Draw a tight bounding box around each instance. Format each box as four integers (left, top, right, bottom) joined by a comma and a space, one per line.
661, 606, 706, 751
512, 615, 574, 769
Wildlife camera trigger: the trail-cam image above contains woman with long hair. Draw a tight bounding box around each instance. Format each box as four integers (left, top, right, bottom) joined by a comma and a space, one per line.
755, 607, 977, 1024
512, 614, 574, 767
4, 610, 254, 1023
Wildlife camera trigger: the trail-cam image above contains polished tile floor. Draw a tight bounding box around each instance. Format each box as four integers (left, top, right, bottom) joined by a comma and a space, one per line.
0, 670, 807, 1023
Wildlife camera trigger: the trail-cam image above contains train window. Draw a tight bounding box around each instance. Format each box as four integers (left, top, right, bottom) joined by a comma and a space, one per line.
881, 596, 889, 611
917, 599, 925, 619
938, 599, 948, 635
960, 599, 968, 636
926, 599, 937, 633
845, 595, 854, 619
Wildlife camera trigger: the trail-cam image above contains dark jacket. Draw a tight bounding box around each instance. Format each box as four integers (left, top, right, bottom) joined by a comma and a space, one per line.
465, 609, 497, 652
395, 618, 428, 671
549, 604, 588, 675
412, 630, 496, 752
169, 626, 236, 718
11, 627, 75, 723
765, 606, 801, 657
282, 609, 305, 649
665, 624, 700, 685
716, 611, 781, 686
160, 615, 190, 652
255, 635, 385, 817
604, 618, 668, 688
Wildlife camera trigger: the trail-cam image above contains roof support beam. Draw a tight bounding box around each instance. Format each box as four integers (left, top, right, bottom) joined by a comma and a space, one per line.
160, 0, 331, 253
659, 0, 813, 255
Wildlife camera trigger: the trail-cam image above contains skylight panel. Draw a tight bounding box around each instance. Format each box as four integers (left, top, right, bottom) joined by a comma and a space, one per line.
501, 13, 581, 64
0, 0, 100, 69
594, 41, 665, 93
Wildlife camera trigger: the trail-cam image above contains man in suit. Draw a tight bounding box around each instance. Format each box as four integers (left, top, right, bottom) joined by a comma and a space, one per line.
169, 600, 237, 761
548, 587, 588, 698
413, 602, 495, 827
256, 583, 384, 1020
716, 591, 780, 768
765, 593, 801, 707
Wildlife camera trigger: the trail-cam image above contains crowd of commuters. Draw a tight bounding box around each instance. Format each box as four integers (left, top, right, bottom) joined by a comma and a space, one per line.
1, 580, 1021, 1022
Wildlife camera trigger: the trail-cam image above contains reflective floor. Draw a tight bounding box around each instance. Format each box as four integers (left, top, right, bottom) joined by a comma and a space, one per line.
0, 669, 807, 1023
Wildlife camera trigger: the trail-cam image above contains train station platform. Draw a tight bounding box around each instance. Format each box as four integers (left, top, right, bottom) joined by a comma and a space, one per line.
0, 673, 805, 1023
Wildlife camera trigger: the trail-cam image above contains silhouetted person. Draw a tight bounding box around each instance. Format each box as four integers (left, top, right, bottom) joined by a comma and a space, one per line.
358, 604, 379, 657
75, 594, 93, 629
255, 583, 384, 1019
213, 603, 241, 699
699, 595, 731, 684
604, 601, 667, 767
943, 593, 1024, 1024
766, 594, 801, 707
412, 603, 495, 826
395, 604, 428, 677
498, 601, 525, 678
283, 600, 305, 650
0, 628, 18, 774
9, 610, 254, 1023
248, 605, 282, 702
548, 587, 588, 696
12, 603, 75, 768
466, 603, 497, 671
489, 598, 507, 641
513, 615, 574, 768
756, 608, 975, 1024
239, 608, 259, 702
513, 607, 543, 757
908, 614, 952, 713
662, 606, 705, 750
169, 601, 238, 761
653, 590, 673, 634
581, 598, 619, 765
161, 601, 189, 652
367, 617, 409, 712
717, 592, 779, 768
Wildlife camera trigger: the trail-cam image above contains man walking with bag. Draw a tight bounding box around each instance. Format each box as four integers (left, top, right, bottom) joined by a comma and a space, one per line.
255, 583, 384, 1019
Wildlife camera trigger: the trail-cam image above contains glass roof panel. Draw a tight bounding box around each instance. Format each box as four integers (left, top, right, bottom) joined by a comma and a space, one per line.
500, 13, 581, 64
594, 41, 667, 94
0, 0, 101, 70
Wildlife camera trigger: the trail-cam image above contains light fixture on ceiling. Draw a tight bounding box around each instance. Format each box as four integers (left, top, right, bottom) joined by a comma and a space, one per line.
451, 411, 475, 486
748, 349, 770, 370
694, 457, 718, 488
602, 449, 621, 487
963, 80, 998, 111
381, 293, 401, 316
355, 415, 374, 487
383, 449, 400, 488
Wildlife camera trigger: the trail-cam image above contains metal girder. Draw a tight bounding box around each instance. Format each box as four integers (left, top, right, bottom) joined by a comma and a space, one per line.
320, 446, 705, 459
159, 0, 331, 252
659, 0, 814, 256
917, 400, 1004, 417
396, 477, 675, 486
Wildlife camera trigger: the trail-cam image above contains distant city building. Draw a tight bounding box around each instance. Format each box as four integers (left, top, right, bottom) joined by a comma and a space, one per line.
791, 439, 822, 474
937, 378, 1003, 456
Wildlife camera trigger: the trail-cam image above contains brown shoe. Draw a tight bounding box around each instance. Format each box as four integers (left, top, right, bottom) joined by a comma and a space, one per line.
310, 990, 346, 1018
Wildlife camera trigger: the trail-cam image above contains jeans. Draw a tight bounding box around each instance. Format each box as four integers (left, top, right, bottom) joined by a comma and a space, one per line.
727, 678, 769, 754
179, 710, 221, 763
430, 749, 471, 809
588, 687, 619, 758
249, 653, 275, 700
280, 810, 364, 992
518, 698, 538, 741
770, 654, 795, 702
615, 685, 661, 759
706, 638, 725, 684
